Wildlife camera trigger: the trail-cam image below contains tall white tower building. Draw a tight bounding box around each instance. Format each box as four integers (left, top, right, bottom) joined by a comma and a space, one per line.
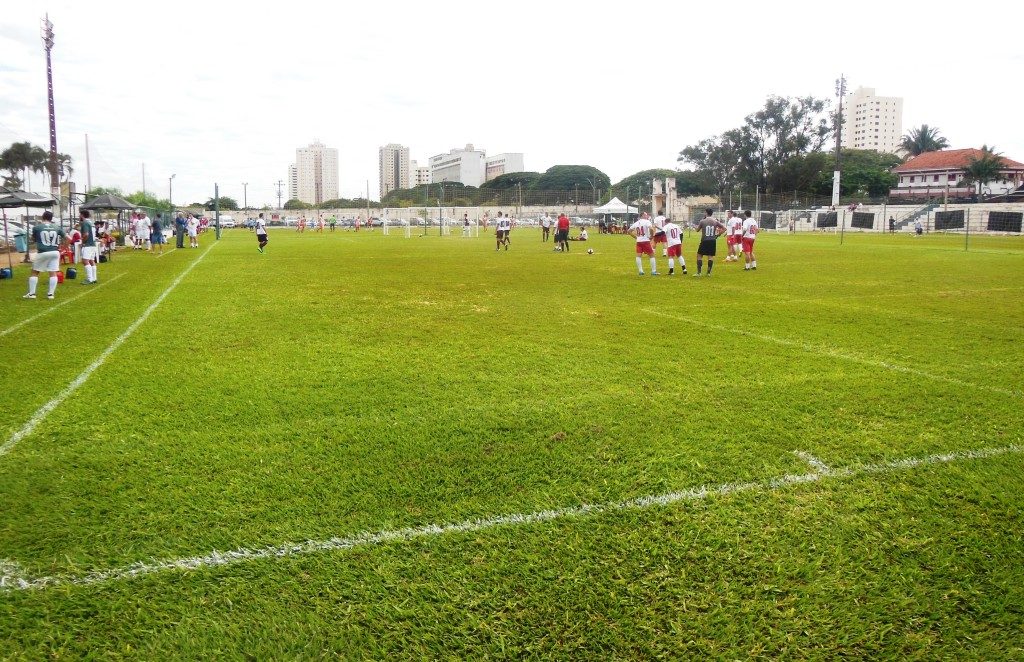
290, 141, 338, 205
842, 87, 903, 154
379, 144, 410, 199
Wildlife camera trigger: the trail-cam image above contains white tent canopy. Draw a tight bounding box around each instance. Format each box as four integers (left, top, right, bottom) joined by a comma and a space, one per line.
593, 197, 637, 214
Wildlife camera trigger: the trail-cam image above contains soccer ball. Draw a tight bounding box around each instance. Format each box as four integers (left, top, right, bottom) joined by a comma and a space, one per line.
587, 248, 594, 254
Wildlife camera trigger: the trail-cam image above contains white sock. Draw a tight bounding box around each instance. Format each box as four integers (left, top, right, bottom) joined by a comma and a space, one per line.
48, 276, 58, 295
668, 258, 675, 270
635, 256, 643, 273
90, 264, 97, 281
752, 260, 757, 268
650, 257, 657, 272
680, 258, 686, 269
28, 276, 38, 295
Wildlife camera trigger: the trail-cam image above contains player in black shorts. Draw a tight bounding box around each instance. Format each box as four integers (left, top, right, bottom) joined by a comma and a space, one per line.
692, 208, 726, 277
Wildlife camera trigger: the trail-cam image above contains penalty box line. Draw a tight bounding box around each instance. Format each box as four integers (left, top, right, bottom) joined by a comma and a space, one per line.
0, 243, 217, 460
645, 309, 1020, 399
1, 442, 1021, 593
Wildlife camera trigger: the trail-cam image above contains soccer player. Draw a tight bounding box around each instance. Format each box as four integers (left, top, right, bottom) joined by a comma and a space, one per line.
187, 214, 199, 248
725, 210, 743, 261
150, 213, 166, 255
652, 211, 667, 256
556, 212, 570, 252
693, 208, 726, 277
23, 210, 65, 300
136, 211, 152, 251
79, 210, 100, 283
663, 217, 687, 275
540, 213, 552, 242
629, 213, 658, 276
255, 213, 269, 253
495, 212, 511, 250
462, 213, 471, 237
741, 210, 759, 270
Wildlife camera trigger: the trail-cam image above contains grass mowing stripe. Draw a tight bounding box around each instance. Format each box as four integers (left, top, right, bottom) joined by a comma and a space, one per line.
0, 273, 126, 338
645, 308, 1021, 398
2, 442, 1019, 594
0, 243, 217, 460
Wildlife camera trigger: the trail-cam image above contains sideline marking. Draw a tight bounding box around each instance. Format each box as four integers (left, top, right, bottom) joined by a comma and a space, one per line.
0, 243, 217, 459
645, 309, 1020, 399
154, 247, 178, 258
1, 443, 1020, 593
793, 451, 831, 474
0, 273, 126, 338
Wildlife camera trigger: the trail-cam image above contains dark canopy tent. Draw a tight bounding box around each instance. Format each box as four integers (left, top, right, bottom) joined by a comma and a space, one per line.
0, 190, 57, 269
80, 193, 136, 259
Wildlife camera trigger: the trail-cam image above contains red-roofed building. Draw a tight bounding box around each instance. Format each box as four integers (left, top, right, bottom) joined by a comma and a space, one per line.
890, 149, 1024, 199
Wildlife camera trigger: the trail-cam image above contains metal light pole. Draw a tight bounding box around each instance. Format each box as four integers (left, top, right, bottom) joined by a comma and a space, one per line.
41, 15, 60, 200
242, 182, 248, 214
832, 74, 847, 207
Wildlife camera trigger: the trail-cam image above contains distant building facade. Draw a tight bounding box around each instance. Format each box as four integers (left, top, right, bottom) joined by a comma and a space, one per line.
290, 141, 338, 205
379, 144, 410, 198
410, 160, 431, 187
429, 144, 487, 187
890, 148, 1024, 198
485, 153, 525, 181
842, 86, 903, 154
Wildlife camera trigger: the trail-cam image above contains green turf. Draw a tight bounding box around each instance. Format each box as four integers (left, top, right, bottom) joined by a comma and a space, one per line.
0, 228, 1022, 658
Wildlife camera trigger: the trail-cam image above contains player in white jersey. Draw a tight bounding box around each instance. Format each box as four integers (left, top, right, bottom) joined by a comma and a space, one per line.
254, 213, 269, 253
725, 210, 743, 261
741, 210, 759, 270
495, 212, 512, 251
652, 212, 667, 256
628, 214, 658, 276
662, 218, 687, 275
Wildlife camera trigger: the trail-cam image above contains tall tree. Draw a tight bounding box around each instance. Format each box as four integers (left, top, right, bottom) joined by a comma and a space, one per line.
678, 132, 743, 197
899, 125, 949, 157
534, 165, 611, 193
204, 196, 240, 211
0, 142, 48, 190
960, 145, 1006, 197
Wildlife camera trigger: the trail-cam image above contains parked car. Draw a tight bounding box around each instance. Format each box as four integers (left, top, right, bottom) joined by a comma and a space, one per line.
218, 215, 236, 228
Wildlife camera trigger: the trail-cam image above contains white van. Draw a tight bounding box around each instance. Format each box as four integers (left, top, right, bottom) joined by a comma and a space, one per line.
218, 214, 236, 228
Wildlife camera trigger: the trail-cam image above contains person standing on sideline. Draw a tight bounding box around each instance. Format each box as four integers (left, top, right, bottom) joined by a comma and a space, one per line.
79, 210, 100, 283
174, 212, 187, 248
495, 212, 511, 250
134, 211, 151, 251
663, 217, 686, 275
23, 210, 65, 299
541, 213, 552, 242
741, 210, 759, 271
255, 213, 269, 253
692, 208, 726, 277
556, 212, 571, 252
628, 212, 658, 276
150, 213, 165, 255
462, 213, 471, 238
889, 216, 896, 233
187, 213, 199, 248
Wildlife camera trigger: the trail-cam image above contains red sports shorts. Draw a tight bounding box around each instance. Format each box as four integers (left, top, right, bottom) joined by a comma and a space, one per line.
666, 244, 682, 257
741, 237, 755, 253
635, 241, 654, 256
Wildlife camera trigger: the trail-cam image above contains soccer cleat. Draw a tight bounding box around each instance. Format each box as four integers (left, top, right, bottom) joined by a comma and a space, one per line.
668, 269, 674, 275
47, 293, 55, 299
22, 293, 36, 299
638, 272, 644, 276
682, 269, 688, 275
651, 272, 660, 276
693, 273, 702, 277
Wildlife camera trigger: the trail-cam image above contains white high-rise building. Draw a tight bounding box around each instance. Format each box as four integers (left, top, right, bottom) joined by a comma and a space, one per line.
287, 164, 298, 201
410, 160, 431, 187
429, 144, 487, 187
485, 153, 525, 181
290, 141, 338, 205
842, 87, 903, 154
379, 144, 410, 199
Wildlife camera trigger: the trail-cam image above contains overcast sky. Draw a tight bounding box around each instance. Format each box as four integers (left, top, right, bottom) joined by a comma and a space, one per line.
2, 1, 1022, 207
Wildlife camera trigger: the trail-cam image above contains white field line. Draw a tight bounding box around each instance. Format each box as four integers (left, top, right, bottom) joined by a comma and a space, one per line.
1, 443, 1020, 594
0, 243, 217, 460
0, 273, 126, 338
645, 309, 1021, 399
154, 247, 178, 258
793, 451, 831, 474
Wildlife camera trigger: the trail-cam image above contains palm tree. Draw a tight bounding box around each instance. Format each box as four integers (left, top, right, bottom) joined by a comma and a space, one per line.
899, 125, 950, 158
961, 145, 1005, 198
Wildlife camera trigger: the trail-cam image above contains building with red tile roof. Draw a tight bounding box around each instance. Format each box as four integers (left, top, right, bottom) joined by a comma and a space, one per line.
890, 149, 1024, 199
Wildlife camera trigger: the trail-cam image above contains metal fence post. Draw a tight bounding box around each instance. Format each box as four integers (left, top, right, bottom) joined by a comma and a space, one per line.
965, 208, 970, 251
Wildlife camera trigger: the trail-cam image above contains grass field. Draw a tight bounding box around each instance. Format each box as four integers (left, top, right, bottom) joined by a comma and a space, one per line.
1, 227, 1022, 658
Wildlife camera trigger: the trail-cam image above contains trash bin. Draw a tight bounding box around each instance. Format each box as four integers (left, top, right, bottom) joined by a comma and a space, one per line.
14, 233, 27, 253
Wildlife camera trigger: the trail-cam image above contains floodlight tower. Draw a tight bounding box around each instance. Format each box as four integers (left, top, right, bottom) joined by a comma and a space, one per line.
41, 14, 60, 199
832, 74, 847, 207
